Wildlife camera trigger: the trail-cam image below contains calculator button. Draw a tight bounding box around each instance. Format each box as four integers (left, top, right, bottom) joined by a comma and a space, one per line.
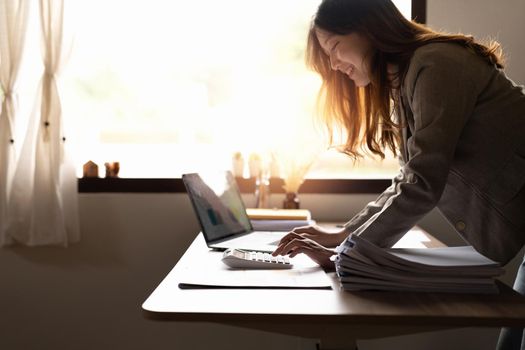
221, 249, 293, 269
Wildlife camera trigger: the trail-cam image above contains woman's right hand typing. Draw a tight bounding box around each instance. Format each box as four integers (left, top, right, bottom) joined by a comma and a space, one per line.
281, 224, 348, 248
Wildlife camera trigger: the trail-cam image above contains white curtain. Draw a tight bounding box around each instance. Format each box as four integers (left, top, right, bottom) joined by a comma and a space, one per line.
6, 0, 79, 246
0, 0, 30, 246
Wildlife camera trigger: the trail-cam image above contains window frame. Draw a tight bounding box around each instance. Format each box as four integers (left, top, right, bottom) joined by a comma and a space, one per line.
78, 177, 392, 194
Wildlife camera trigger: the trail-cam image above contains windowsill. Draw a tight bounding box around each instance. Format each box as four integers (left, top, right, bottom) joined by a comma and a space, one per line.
77, 177, 390, 194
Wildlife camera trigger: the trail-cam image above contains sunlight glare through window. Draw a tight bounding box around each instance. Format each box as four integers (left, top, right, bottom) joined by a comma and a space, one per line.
62, 0, 411, 178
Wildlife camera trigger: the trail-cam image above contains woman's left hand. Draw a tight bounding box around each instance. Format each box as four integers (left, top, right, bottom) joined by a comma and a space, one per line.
272, 232, 336, 271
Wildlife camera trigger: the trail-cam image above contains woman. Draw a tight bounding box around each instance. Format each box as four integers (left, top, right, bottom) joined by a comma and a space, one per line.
272, 0, 525, 348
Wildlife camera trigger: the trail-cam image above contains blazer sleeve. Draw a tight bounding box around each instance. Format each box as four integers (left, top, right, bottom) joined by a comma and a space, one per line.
339, 47, 480, 249
341, 173, 405, 233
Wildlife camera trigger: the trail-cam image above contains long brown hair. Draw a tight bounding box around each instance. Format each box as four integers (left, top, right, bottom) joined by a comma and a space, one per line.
307, 0, 504, 159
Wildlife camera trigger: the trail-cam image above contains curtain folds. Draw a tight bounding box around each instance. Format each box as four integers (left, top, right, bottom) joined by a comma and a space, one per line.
4, 0, 79, 246
0, 0, 30, 246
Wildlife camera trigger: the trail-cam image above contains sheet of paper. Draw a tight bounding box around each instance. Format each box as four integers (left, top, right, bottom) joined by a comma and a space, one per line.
178, 253, 332, 289
387, 246, 500, 267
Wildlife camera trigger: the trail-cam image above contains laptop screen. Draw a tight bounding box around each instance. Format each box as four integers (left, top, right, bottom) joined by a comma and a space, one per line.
182, 171, 253, 242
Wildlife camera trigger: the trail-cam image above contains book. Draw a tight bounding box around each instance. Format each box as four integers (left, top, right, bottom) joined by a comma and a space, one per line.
246, 208, 312, 221
335, 234, 504, 294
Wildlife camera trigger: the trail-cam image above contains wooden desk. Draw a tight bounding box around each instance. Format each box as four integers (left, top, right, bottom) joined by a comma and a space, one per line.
142, 227, 525, 350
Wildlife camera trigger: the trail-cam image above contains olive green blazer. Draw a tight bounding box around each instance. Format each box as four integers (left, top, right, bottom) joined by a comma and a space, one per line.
341, 42, 525, 264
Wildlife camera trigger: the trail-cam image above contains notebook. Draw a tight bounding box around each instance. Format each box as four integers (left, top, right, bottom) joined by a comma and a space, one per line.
182, 171, 288, 253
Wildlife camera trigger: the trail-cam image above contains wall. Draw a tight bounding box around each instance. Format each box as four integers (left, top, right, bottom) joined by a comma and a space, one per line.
1, 1, 524, 349
0, 193, 315, 350
427, 0, 525, 85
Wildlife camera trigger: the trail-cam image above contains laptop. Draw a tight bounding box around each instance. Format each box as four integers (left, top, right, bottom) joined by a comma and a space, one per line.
182, 171, 287, 253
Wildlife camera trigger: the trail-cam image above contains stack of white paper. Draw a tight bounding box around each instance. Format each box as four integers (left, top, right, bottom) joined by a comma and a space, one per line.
336, 234, 504, 294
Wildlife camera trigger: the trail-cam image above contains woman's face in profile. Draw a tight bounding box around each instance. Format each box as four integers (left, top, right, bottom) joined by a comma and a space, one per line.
315, 27, 373, 87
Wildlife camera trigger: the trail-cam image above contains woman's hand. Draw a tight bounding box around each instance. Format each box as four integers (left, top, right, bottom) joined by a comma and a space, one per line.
272, 231, 337, 271
285, 224, 347, 247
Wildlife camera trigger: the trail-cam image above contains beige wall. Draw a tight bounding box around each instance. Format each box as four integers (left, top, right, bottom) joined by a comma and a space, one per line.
0, 193, 315, 350
427, 0, 525, 85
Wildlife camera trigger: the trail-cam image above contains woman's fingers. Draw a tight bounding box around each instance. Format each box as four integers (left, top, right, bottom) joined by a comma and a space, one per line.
273, 237, 304, 256
273, 237, 336, 271
273, 227, 330, 257
288, 244, 315, 258
274, 236, 319, 257
272, 232, 302, 256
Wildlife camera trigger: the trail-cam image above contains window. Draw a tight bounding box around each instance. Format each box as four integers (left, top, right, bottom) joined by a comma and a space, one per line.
24, 0, 413, 179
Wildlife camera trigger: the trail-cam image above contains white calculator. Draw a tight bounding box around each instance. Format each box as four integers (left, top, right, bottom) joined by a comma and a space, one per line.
221, 248, 293, 269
